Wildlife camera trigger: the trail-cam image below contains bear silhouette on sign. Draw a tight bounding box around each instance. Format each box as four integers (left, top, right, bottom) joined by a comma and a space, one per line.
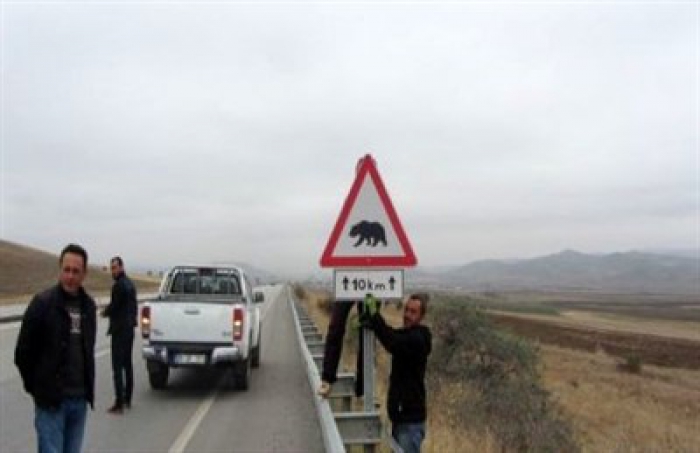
349, 221, 387, 247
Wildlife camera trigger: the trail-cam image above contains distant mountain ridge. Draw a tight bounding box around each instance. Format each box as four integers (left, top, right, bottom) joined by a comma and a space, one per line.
432, 250, 699, 295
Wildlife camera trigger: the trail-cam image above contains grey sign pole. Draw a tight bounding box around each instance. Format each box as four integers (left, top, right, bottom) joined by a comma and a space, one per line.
362, 321, 376, 453
362, 326, 374, 413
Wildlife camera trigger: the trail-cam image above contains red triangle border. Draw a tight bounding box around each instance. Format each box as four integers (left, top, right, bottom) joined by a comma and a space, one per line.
320, 155, 417, 268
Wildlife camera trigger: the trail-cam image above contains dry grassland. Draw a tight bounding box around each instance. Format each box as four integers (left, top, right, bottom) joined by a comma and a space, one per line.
0, 239, 160, 304
299, 290, 700, 452
542, 345, 700, 452
497, 309, 700, 342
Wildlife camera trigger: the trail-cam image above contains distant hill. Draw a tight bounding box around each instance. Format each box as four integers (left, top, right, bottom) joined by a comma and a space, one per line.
0, 240, 159, 299
442, 250, 700, 295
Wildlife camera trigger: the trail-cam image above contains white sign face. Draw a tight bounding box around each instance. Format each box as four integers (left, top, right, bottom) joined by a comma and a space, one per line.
320, 155, 417, 268
334, 177, 404, 257
334, 269, 404, 300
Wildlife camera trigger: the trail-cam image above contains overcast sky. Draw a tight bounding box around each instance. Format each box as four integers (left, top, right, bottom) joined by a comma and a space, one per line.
1, 1, 697, 276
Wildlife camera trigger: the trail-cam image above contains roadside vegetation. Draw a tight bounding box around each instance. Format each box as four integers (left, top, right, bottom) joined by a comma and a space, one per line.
298, 287, 700, 452
426, 301, 578, 452
441, 292, 562, 316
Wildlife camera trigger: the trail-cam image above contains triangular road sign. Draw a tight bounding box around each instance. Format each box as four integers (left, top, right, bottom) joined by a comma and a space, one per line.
320, 154, 417, 268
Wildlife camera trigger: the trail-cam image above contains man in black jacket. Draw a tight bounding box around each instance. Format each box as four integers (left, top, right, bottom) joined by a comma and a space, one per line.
365, 293, 432, 453
318, 301, 367, 398
15, 243, 97, 453
102, 256, 138, 414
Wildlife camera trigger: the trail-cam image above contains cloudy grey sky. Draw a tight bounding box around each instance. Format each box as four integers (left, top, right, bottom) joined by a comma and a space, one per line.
1, 1, 697, 276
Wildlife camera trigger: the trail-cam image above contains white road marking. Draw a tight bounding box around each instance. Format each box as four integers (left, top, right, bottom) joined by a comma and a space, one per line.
260, 288, 281, 321
1, 347, 111, 385
165, 287, 281, 453
168, 379, 223, 453
0, 322, 21, 332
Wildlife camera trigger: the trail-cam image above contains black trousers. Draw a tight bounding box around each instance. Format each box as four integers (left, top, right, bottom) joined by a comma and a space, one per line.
110, 330, 134, 406
321, 301, 368, 397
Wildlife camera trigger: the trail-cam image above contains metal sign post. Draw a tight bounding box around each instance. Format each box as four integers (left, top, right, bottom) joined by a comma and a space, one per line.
363, 325, 375, 413
320, 154, 417, 452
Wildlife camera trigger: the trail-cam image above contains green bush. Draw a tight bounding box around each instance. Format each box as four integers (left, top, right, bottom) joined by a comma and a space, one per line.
428, 302, 579, 452
618, 354, 643, 374
292, 284, 306, 301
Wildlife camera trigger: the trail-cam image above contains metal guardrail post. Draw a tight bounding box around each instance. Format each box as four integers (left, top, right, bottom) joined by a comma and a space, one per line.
289, 287, 384, 452
289, 294, 346, 453
335, 412, 382, 447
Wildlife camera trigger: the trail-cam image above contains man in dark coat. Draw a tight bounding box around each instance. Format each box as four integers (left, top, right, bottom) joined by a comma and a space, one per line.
364, 293, 432, 453
318, 301, 367, 398
102, 256, 138, 414
15, 243, 97, 453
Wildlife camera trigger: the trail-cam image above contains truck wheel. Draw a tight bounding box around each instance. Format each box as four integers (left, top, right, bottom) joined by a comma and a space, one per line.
251, 330, 262, 368
235, 357, 251, 391
148, 363, 169, 390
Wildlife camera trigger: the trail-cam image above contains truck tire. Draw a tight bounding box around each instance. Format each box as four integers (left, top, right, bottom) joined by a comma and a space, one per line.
235, 356, 251, 391
148, 363, 169, 390
251, 329, 262, 368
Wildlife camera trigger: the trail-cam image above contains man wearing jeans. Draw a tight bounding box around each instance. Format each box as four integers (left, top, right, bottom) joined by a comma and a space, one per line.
15, 244, 97, 453
363, 293, 432, 453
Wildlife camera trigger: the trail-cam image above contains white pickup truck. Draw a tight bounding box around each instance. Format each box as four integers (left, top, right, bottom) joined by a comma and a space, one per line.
140, 265, 263, 390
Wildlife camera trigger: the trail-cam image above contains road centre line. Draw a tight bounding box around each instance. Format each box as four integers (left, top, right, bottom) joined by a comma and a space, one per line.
168, 377, 223, 453
260, 289, 279, 321
1, 346, 111, 386
167, 287, 279, 453
0, 322, 21, 332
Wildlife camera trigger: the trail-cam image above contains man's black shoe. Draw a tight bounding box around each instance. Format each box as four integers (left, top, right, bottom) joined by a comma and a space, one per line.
107, 404, 124, 414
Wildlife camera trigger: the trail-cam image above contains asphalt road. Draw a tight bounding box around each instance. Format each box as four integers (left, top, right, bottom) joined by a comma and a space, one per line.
0, 284, 323, 453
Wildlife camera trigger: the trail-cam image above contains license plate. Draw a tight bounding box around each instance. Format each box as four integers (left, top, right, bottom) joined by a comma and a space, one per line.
173, 354, 206, 365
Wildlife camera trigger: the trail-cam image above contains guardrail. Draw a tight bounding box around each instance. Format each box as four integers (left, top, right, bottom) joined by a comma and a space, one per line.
289, 291, 384, 453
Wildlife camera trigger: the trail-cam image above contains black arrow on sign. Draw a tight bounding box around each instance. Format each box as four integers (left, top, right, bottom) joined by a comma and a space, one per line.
389, 276, 396, 290
342, 277, 349, 291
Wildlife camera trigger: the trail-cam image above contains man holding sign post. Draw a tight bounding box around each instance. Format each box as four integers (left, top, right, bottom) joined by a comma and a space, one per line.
320, 154, 427, 450
361, 293, 432, 453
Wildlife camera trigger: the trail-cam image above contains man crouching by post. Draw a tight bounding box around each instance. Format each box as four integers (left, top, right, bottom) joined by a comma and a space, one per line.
15, 243, 97, 453
362, 293, 432, 453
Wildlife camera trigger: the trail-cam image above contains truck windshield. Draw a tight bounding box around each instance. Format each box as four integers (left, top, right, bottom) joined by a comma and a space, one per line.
168, 268, 242, 296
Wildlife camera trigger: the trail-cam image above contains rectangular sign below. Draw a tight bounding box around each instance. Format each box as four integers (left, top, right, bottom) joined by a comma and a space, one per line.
334, 270, 404, 301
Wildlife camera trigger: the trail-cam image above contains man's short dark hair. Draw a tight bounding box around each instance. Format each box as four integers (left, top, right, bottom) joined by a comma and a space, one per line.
60, 243, 88, 268
409, 293, 429, 317
111, 256, 124, 267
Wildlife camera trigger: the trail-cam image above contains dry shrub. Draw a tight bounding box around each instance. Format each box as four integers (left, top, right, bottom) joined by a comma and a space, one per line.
292, 283, 306, 301
315, 292, 333, 315
429, 302, 579, 452
617, 354, 643, 374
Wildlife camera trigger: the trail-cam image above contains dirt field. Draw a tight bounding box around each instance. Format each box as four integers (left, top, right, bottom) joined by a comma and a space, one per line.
483, 289, 700, 322
490, 312, 700, 369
